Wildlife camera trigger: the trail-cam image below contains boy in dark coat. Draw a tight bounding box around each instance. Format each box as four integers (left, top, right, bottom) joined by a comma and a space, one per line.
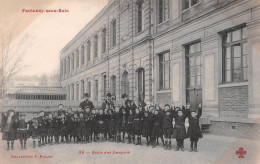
46, 113, 54, 144
28, 112, 40, 148
71, 113, 80, 143
38, 111, 47, 146
103, 108, 110, 141
84, 106, 93, 143
53, 111, 61, 144
66, 108, 74, 143
187, 103, 203, 152
60, 112, 68, 143
2, 109, 18, 151
126, 109, 134, 144
113, 107, 122, 143
172, 106, 189, 151
97, 109, 106, 142
78, 112, 86, 142
151, 109, 164, 148
142, 111, 153, 146
120, 105, 127, 143
133, 107, 142, 145
91, 109, 98, 142
108, 109, 115, 141
162, 104, 174, 150
17, 113, 29, 150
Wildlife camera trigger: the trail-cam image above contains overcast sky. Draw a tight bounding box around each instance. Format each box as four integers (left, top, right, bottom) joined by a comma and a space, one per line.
1, 0, 108, 76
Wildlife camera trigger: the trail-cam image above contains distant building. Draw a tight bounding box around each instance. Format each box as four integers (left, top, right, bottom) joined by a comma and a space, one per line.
60, 0, 260, 139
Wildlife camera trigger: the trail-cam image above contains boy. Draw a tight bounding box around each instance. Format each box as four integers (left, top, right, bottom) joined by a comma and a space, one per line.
17, 113, 29, 150
53, 111, 61, 144
120, 105, 127, 143
172, 106, 189, 151
133, 107, 142, 145
84, 106, 93, 143
28, 112, 40, 148
2, 109, 17, 151
103, 108, 110, 141
78, 112, 86, 143
142, 111, 153, 146
162, 104, 174, 150
38, 111, 47, 146
60, 112, 68, 143
92, 109, 98, 142
46, 113, 54, 144
108, 109, 115, 141
113, 107, 122, 143
151, 109, 164, 148
126, 109, 134, 144
187, 103, 203, 152
97, 109, 105, 142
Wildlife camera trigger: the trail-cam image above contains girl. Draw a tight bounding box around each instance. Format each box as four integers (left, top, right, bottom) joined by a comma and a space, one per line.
172, 106, 189, 151
2, 109, 17, 151
187, 103, 203, 152
17, 113, 29, 150
133, 107, 142, 145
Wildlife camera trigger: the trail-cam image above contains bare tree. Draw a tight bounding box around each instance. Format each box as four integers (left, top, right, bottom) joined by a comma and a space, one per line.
0, 26, 31, 97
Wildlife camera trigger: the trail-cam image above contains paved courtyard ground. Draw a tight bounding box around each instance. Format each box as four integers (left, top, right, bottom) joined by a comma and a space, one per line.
0, 134, 259, 164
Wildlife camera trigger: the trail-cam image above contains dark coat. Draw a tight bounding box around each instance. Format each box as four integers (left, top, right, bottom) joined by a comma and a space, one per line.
85, 112, 94, 136
17, 120, 28, 140
126, 114, 134, 135
187, 107, 203, 139
60, 118, 68, 136
113, 112, 122, 133
142, 113, 153, 137
101, 100, 115, 110
151, 113, 163, 137
28, 118, 39, 138
132, 113, 142, 136
78, 117, 86, 136
46, 118, 54, 136
79, 100, 94, 110
96, 114, 105, 133
172, 107, 189, 139
71, 118, 79, 136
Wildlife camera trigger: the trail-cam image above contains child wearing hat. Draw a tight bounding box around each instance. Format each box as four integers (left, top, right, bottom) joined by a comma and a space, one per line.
162, 104, 174, 150
187, 103, 203, 152
172, 106, 189, 151
2, 109, 18, 151
17, 113, 29, 150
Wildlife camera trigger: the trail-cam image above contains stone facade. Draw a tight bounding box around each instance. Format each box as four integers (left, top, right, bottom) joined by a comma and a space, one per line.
60, 0, 260, 128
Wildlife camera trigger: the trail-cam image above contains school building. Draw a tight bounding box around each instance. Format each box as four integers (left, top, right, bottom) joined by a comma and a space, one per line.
60, 0, 260, 139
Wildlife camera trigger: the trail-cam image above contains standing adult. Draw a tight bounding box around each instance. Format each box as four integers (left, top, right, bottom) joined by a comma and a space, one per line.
79, 93, 94, 111
101, 93, 115, 111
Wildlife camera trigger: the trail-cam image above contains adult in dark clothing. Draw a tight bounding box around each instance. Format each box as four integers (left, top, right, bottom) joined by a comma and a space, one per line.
79, 93, 94, 110
172, 106, 189, 151
187, 103, 203, 152
101, 93, 115, 111
162, 104, 174, 150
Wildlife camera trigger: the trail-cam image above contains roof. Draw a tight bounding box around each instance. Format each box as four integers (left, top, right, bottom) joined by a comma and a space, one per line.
5, 86, 66, 95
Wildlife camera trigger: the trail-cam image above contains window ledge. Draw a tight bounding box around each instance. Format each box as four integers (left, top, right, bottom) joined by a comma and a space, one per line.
181, 2, 202, 13
156, 89, 171, 93
156, 19, 171, 27
219, 81, 248, 88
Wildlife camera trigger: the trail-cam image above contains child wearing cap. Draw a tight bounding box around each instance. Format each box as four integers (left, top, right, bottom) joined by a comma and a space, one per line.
187, 103, 203, 152
17, 113, 29, 150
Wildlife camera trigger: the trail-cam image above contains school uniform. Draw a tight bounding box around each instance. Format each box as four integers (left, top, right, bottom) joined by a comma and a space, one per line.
172, 107, 189, 151
17, 120, 28, 141
187, 107, 203, 152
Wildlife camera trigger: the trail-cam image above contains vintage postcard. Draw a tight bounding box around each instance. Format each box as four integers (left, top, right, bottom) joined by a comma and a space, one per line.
0, 0, 260, 163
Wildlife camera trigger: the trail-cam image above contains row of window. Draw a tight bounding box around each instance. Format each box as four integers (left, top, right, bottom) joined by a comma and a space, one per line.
158, 25, 248, 90
5, 94, 66, 100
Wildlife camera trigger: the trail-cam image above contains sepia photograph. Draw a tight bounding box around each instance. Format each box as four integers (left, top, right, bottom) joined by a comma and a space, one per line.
0, 0, 260, 163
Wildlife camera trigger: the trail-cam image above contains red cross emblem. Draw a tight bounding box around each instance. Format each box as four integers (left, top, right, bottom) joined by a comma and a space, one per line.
236, 147, 246, 158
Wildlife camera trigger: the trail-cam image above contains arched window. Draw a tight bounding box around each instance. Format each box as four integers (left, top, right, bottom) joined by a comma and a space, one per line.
81, 45, 85, 65
87, 40, 91, 62
111, 75, 116, 96
136, 0, 144, 33
102, 28, 107, 53
121, 71, 129, 96
94, 35, 98, 58
111, 20, 116, 47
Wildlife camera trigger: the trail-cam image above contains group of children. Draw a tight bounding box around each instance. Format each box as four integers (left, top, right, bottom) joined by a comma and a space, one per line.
1, 94, 203, 153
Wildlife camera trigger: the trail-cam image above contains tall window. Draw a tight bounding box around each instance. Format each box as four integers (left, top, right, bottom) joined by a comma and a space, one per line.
183, 0, 199, 10
111, 76, 116, 96
81, 45, 85, 65
94, 35, 98, 58
88, 81, 91, 98
136, 0, 144, 33
87, 40, 91, 62
72, 53, 75, 69
103, 74, 107, 96
64, 60, 67, 75
81, 80, 84, 99
112, 20, 116, 47
158, 0, 170, 24
222, 26, 248, 83
76, 50, 79, 67
102, 28, 106, 53
186, 42, 201, 87
61, 62, 63, 76
71, 84, 74, 100
95, 80, 98, 100
121, 71, 129, 96
159, 52, 171, 90
68, 57, 70, 73
67, 85, 70, 100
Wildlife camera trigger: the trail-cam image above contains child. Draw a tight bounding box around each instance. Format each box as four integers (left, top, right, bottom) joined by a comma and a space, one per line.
113, 107, 122, 143
142, 111, 153, 146
53, 111, 61, 144
17, 113, 29, 150
78, 112, 86, 143
97, 109, 105, 142
103, 108, 110, 141
60, 112, 68, 143
187, 103, 203, 152
162, 104, 174, 150
46, 113, 54, 144
133, 107, 142, 145
28, 112, 40, 148
92, 109, 98, 142
172, 106, 189, 151
84, 106, 93, 143
126, 109, 134, 144
38, 111, 47, 146
2, 109, 17, 151
108, 109, 115, 141
151, 109, 164, 148
120, 105, 127, 143
66, 108, 74, 143
72, 113, 80, 143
